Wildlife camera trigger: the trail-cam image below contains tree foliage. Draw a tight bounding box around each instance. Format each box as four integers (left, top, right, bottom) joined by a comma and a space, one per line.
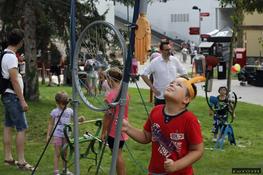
0, 0, 105, 100
219, 0, 263, 13
218, 0, 263, 47
113, 0, 134, 6
218, 0, 263, 91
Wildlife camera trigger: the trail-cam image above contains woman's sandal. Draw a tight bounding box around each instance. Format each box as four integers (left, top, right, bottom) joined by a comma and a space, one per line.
17, 162, 35, 171
4, 159, 18, 166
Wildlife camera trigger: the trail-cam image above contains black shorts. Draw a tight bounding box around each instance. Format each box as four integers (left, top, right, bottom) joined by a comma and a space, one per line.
50, 65, 61, 76
107, 136, 125, 149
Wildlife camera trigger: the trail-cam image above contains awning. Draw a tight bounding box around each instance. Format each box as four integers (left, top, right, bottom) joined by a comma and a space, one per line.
207, 29, 219, 36
207, 26, 233, 42
201, 29, 219, 39
199, 42, 214, 48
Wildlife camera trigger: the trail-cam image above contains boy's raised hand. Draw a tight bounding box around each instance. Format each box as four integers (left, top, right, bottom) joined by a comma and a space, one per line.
164, 158, 176, 173
122, 119, 129, 133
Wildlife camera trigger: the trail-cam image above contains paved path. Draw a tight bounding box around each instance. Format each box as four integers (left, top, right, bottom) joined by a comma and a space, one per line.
129, 52, 263, 106
47, 52, 263, 106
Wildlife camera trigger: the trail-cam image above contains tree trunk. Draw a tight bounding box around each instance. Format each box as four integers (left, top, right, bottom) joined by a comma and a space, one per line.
64, 43, 72, 85
227, 2, 244, 91
23, 0, 39, 101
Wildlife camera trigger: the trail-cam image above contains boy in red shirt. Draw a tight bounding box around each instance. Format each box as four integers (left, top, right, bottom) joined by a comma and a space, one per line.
123, 76, 205, 175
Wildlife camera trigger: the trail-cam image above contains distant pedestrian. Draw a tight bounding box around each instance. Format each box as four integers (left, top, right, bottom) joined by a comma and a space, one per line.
48, 43, 63, 86
98, 70, 110, 95
84, 54, 98, 96
141, 41, 187, 105
109, 52, 122, 70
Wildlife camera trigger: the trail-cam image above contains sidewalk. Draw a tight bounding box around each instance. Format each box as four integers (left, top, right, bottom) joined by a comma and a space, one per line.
46, 52, 263, 106
129, 52, 263, 106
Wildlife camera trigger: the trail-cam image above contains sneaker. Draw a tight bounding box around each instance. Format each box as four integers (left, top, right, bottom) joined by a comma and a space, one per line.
67, 171, 74, 175
54, 170, 60, 175
62, 169, 74, 175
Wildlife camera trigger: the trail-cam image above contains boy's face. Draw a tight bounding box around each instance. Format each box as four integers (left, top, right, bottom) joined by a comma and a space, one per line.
219, 87, 227, 96
164, 78, 190, 104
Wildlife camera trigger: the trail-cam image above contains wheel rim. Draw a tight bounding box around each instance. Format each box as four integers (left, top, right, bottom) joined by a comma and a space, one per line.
73, 20, 127, 111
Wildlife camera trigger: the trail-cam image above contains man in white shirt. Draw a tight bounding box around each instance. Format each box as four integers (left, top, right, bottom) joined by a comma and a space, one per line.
141, 41, 187, 105
1, 28, 34, 171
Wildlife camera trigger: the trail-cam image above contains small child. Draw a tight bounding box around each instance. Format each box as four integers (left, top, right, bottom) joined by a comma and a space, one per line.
100, 67, 129, 175
209, 86, 229, 142
46, 91, 73, 175
84, 56, 98, 96
98, 70, 110, 95
122, 76, 205, 175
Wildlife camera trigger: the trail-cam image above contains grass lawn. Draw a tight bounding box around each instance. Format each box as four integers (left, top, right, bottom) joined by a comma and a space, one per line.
0, 85, 263, 175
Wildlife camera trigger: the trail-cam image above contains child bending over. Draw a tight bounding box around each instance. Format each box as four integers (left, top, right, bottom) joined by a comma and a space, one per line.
101, 67, 129, 175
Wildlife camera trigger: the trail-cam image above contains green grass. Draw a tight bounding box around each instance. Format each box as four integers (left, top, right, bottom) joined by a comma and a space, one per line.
0, 85, 263, 175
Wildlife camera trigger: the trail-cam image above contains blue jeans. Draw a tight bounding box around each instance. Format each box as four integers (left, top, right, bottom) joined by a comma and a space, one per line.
212, 114, 227, 135
1, 93, 28, 131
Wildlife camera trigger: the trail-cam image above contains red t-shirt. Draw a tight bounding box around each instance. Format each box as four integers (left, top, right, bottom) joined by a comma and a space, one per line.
144, 105, 203, 175
105, 89, 129, 141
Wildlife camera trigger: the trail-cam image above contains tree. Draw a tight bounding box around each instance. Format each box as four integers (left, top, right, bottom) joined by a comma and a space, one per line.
23, 0, 38, 100
219, 0, 263, 13
0, 0, 105, 100
219, 0, 263, 47
218, 0, 263, 91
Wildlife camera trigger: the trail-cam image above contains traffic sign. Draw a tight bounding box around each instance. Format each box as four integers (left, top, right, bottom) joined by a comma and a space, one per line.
200, 12, 210, 17
189, 27, 200, 35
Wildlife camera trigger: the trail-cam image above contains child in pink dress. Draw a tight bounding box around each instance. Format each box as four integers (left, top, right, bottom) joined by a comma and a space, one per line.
101, 67, 129, 175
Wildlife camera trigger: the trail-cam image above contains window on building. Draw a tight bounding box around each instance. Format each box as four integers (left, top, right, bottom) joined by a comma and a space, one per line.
171, 14, 189, 22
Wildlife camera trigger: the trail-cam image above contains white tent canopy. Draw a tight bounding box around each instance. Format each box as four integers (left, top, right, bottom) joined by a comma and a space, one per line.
207, 26, 233, 42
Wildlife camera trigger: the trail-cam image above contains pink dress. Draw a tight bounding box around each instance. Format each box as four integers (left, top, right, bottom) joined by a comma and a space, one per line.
105, 89, 129, 141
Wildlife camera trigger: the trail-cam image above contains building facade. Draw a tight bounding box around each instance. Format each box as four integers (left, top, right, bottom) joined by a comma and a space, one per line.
243, 12, 263, 58
115, 0, 233, 45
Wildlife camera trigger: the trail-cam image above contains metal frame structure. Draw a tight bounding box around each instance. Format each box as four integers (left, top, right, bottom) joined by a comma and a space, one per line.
70, 0, 148, 174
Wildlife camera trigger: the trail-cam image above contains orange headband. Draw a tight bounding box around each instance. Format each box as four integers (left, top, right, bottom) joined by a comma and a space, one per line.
182, 76, 206, 100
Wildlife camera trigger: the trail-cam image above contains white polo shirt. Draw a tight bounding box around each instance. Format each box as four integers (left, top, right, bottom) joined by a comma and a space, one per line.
140, 55, 187, 99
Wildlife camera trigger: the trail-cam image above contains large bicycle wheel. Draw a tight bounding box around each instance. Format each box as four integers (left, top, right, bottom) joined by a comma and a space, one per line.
73, 21, 127, 111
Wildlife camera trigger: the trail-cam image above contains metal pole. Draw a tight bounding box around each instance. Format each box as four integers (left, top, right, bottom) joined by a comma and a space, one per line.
127, 4, 129, 32
199, 9, 201, 44
109, 0, 141, 174
227, 37, 234, 92
127, 4, 129, 23
70, 0, 80, 175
